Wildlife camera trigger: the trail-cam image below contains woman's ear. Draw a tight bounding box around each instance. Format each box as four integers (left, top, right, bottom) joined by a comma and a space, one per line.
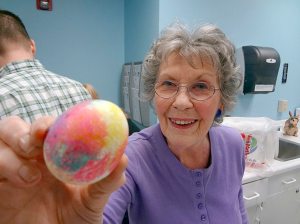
219, 104, 224, 112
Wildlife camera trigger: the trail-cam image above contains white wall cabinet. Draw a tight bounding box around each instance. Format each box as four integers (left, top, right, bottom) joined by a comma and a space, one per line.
243, 167, 300, 224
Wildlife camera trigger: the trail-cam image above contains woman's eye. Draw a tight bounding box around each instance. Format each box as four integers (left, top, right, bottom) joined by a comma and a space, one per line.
193, 82, 209, 90
161, 80, 176, 87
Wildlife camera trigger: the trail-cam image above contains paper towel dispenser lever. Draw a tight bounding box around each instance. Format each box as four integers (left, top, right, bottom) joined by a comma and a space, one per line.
236, 45, 281, 94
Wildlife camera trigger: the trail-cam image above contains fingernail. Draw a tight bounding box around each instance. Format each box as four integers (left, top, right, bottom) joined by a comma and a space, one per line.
19, 134, 34, 154
18, 165, 41, 183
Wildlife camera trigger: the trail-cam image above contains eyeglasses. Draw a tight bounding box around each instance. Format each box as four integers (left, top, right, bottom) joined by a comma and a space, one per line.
155, 80, 220, 101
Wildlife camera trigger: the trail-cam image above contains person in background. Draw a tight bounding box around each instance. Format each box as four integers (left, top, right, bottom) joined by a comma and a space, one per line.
82, 82, 140, 139
0, 21, 248, 224
0, 9, 91, 122
83, 83, 99, 99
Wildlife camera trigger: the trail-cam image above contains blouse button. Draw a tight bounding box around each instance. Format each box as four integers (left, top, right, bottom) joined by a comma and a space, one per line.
197, 203, 203, 209
195, 171, 202, 177
196, 193, 202, 199
195, 181, 201, 187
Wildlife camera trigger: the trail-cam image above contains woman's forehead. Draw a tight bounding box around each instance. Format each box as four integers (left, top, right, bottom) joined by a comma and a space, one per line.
163, 52, 217, 68
157, 52, 220, 85
160, 52, 218, 74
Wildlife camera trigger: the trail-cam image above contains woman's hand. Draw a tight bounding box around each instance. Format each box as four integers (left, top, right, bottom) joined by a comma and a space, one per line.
0, 116, 128, 224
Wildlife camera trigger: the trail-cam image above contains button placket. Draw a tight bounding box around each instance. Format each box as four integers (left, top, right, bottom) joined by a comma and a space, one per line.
191, 170, 208, 223
193, 171, 204, 209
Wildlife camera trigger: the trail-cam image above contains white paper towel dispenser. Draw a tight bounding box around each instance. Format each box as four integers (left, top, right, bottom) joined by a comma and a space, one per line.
236, 45, 280, 94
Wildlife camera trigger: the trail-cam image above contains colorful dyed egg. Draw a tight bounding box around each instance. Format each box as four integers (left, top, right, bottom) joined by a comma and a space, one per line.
43, 100, 128, 185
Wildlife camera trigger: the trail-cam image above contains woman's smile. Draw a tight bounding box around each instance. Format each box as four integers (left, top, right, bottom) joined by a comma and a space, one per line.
169, 118, 198, 129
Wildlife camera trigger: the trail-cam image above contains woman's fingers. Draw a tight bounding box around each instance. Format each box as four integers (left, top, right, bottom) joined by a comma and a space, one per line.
0, 116, 55, 159
0, 116, 33, 157
0, 141, 41, 186
28, 116, 56, 149
0, 116, 54, 186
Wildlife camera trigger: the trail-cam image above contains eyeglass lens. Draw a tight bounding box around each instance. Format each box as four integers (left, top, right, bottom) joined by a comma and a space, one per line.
155, 80, 216, 101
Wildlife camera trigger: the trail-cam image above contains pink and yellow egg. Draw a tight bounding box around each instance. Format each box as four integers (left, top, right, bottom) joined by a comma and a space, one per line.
43, 100, 128, 185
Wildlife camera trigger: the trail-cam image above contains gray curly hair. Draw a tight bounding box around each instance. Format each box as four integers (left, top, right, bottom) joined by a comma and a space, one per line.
141, 22, 241, 122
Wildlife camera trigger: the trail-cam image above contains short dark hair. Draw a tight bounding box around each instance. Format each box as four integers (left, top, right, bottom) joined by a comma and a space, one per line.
0, 9, 31, 53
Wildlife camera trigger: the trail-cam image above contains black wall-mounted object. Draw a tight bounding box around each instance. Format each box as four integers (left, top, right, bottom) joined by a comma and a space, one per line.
282, 63, 288, 83
236, 46, 281, 94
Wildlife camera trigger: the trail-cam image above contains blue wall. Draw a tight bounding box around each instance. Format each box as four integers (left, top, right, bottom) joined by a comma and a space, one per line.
124, 0, 159, 125
159, 0, 300, 120
0, 0, 124, 105
124, 0, 159, 63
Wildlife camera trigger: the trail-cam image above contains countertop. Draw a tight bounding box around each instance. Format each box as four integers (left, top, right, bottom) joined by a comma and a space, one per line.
278, 131, 300, 145
243, 157, 300, 184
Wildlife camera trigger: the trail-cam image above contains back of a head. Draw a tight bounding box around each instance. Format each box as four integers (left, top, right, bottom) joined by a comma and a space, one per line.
83, 83, 99, 99
0, 9, 31, 54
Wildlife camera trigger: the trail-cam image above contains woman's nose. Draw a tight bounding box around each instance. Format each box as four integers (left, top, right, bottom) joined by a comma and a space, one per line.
172, 87, 193, 109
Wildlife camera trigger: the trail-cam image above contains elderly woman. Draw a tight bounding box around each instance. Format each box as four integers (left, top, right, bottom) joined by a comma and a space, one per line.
104, 23, 247, 223
0, 22, 247, 224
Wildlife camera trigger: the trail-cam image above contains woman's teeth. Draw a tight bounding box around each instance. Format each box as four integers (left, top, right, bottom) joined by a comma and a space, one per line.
172, 119, 196, 125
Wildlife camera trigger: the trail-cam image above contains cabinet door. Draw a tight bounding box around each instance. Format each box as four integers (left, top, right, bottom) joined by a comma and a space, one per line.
261, 186, 300, 224
243, 178, 268, 223
243, 178, 268, 208
246, 204, 263, 224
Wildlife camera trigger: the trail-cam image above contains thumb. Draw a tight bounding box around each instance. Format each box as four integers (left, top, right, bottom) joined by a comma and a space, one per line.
82, 154, 128, 211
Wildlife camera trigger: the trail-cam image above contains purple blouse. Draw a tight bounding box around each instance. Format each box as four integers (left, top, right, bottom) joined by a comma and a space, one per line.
103, 124, 248, 224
